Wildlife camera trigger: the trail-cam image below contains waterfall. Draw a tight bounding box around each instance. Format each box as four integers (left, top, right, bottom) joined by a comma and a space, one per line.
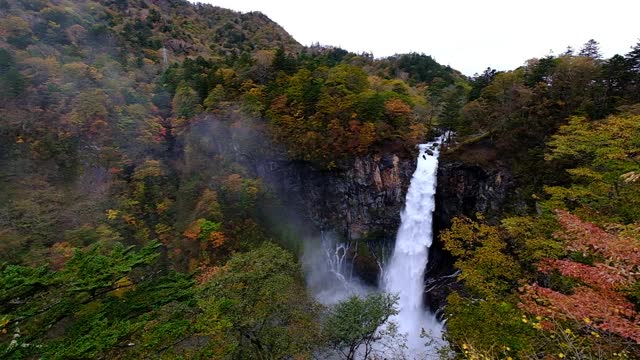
303, 232, 371, 306
160, 47, 168, 68
383, 135, 446, 357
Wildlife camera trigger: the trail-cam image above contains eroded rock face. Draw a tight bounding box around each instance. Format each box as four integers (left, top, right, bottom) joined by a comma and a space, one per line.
425, 158, 524, 314
435, 161, 516, 229
193, 118, 521, 310
254, 146, 522, 308
253, 153, 415, 284
184, 117, 416, 284
256, 153, 414, 241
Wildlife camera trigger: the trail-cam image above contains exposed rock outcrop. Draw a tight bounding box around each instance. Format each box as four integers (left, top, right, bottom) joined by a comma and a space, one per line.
254, 153, 415, 284
255, 153, 415, 239
425, 156, 525, 314
435, 160, 517, 229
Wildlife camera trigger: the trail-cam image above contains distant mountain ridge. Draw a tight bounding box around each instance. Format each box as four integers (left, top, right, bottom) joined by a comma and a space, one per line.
100, 0, 304, 58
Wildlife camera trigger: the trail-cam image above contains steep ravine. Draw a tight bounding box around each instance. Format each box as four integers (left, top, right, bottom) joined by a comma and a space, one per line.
256, 141, 523, 313
192, 118, 520, 310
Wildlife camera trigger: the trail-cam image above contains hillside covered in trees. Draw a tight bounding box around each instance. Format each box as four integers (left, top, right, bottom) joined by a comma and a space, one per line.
1, 0, 639, 359
0, 0, 463, 358
438, 39, 640, 358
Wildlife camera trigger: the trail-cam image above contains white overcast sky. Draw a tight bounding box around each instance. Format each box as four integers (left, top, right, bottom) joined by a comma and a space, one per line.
193, 0, 640, 76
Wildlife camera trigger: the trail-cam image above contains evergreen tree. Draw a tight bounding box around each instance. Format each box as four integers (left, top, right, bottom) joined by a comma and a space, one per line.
626, 40, 640, 72
579, 39, 602, 59
625, 40, 640, 102
439, 85, 466, 131
469, 67, 498, 101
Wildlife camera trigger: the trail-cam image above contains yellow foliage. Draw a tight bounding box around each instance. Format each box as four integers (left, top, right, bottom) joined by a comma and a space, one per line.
440, 216, 521, 297
113, 277, 135, 298
132, 160, 166, 180
0, 316, 9, 332
193, 189, 223, 221
156, 198, 173, 214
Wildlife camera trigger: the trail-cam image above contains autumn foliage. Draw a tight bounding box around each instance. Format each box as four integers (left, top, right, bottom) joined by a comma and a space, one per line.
519, 210, 640, 343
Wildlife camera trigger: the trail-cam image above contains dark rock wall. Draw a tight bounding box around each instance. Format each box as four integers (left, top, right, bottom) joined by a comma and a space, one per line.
435, 161, 516, 230
190, 117, 415, 247
254, 153, 416, 284
256, 153, 415, 240
251, 142, 520, 311
425, 158, 521, 313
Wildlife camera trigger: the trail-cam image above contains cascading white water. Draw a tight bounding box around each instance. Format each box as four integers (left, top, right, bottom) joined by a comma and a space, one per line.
383, 136, 446, 357
303, 232, 371, 305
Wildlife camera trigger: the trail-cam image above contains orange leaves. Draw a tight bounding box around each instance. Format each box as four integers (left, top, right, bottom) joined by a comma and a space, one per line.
195, 265, 227, 286
384, 98, 412, 118
183, 219, 204, 240
346, 120, 376, 155
209, 231, 226, 248
324, 119, 376, 156
222, 174, 243, 193
184, 218, 226, 250
404, 123, 428, 146
384, 98, 413, 127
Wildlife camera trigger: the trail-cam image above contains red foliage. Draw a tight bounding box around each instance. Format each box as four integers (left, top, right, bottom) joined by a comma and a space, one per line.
538, 259, 630, 290
555, 210, 640, 275
520, 284, 640, 342
519, 211, 640, 343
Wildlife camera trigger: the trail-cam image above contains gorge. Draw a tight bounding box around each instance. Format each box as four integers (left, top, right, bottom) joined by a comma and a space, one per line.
2, 1, 640, 358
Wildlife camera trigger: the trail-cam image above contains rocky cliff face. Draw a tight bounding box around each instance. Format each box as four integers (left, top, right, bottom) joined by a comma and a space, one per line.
258, 138, 524, 313
267, 153, 414, 239
435, 160, 518, 229
184, 118, 416, 280
191, 118, 520, 305
424, 156, 524, 313
254, 152, 416, 283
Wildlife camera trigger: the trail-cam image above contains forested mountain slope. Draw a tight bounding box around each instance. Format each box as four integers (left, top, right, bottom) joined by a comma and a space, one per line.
0, 0, 464, 358
2, 0, 639, 358
436, 41, 640, 358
